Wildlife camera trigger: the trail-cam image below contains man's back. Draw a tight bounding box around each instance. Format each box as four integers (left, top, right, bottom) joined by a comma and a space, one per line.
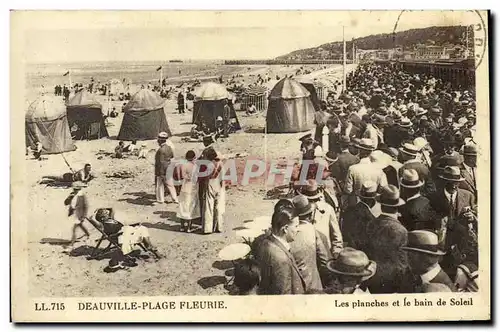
255, 235, 305, 295
155, 144, 174, 176
346, 160, 388, 195
331, 151, 360, 183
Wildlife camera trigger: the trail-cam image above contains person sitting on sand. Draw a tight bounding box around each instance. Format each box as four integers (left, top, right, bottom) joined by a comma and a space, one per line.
123, 140, 138, 154
246, 103, 257, 115
115, 141, 125, 158
137, 144, 148, 159
32, 140, 43, 160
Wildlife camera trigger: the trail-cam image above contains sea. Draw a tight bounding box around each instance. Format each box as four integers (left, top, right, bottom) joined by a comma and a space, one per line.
25, 60, 261, 98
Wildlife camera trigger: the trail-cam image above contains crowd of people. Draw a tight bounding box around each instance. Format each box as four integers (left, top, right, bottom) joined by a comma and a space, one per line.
228, 62, 479, 295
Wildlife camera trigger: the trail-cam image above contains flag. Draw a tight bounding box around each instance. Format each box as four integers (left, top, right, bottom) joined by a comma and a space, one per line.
156, 66, 162, 72
63, 71, 70, 76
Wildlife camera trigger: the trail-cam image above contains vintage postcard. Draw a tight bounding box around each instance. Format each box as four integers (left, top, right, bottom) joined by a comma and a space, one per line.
10, 10, 490, 322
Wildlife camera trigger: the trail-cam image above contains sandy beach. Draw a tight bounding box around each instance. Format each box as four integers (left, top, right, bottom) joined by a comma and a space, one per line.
26, 63, 355, 297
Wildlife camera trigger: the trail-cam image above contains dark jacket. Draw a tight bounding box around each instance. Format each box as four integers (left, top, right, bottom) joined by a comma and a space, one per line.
154, 143, 174, 176
365, 214, 412, 294
254, 235, 306, 295
341, 201, 376, 251
458, 163, 477, 198
330, 151, 360, 185
400, 195, 437, 231
430, 188, 475, 222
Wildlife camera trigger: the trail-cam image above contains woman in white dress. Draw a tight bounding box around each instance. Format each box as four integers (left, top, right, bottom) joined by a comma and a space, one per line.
177, 150, 201, 232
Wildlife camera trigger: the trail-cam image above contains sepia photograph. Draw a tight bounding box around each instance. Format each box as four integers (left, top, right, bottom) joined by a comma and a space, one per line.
10, 9, 490, 322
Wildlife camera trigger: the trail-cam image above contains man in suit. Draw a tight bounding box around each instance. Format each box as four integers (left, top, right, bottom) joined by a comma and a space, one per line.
329, 135, 359, 189
398, 143, 435, 196
430, 166, 475, 279
154, 132, 178, 205
341, 181, 380, 251
459, 144, 477, 199
254, 206, 306, 295
365, 185, 413, 294
301, 180, 342, 259
403, 230, 457, 292
289, 195, 331, 292
399, 169, 436, 232
345, 139, 388, 206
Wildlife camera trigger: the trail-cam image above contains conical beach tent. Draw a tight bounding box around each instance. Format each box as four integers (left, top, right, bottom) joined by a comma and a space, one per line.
297, 77, 321, 111
66, 89, 109, 140
117, 89, 171, 140
25, 94, 76, 154
266, 78, 316, 133
192, 82, 241, 132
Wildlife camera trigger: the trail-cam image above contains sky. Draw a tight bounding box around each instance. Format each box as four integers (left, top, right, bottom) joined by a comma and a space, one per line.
13, 10, 482, 63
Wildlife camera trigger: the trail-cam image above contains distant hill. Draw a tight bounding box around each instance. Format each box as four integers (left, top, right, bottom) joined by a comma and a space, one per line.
277, 26, 471, 60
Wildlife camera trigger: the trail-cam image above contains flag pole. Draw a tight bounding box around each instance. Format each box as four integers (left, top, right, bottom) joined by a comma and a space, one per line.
160, 67, 163, 86
342, 26, 346, 93
68, 71, 72, 88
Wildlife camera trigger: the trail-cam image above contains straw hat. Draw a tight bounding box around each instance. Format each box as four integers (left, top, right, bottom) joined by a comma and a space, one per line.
324, 151, 337, 163
302, 179, 322, 200
399, 143, 419, 157
402, 230, 446, 256
377, 185, 405, 207
218, 243, 251, 261
399, 117, 413, 128
400, 169, 424, 188
439, 166, 465, 182
415, 108, 428, 117
413, 137, 428, 151
355, 138, 375, 151
158, 132, 169, 139
326, 248, 377, 279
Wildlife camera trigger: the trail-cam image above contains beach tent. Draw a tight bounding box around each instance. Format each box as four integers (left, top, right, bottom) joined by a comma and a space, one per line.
66, 89, 109, 140
266, 78, 316, 133
192, 82, 241, 132
25, 94, 76, 154
296, 77, 322, 111
117, 89, 171, 140
109, 78, 124, 96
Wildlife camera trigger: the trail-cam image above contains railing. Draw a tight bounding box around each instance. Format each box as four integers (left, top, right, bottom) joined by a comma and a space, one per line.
224, 59, 355, 65
374, 59, 475, 89
238, 93, 269, 111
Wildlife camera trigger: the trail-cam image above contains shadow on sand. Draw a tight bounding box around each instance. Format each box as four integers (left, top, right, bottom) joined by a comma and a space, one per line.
118, 191, 156, 206
197, 276, 227, 289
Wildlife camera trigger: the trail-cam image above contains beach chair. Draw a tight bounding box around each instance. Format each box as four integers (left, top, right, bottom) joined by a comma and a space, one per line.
86, 209, 161, 260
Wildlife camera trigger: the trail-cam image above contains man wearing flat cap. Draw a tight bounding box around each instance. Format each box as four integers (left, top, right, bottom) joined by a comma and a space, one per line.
154, 132, 178, 205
